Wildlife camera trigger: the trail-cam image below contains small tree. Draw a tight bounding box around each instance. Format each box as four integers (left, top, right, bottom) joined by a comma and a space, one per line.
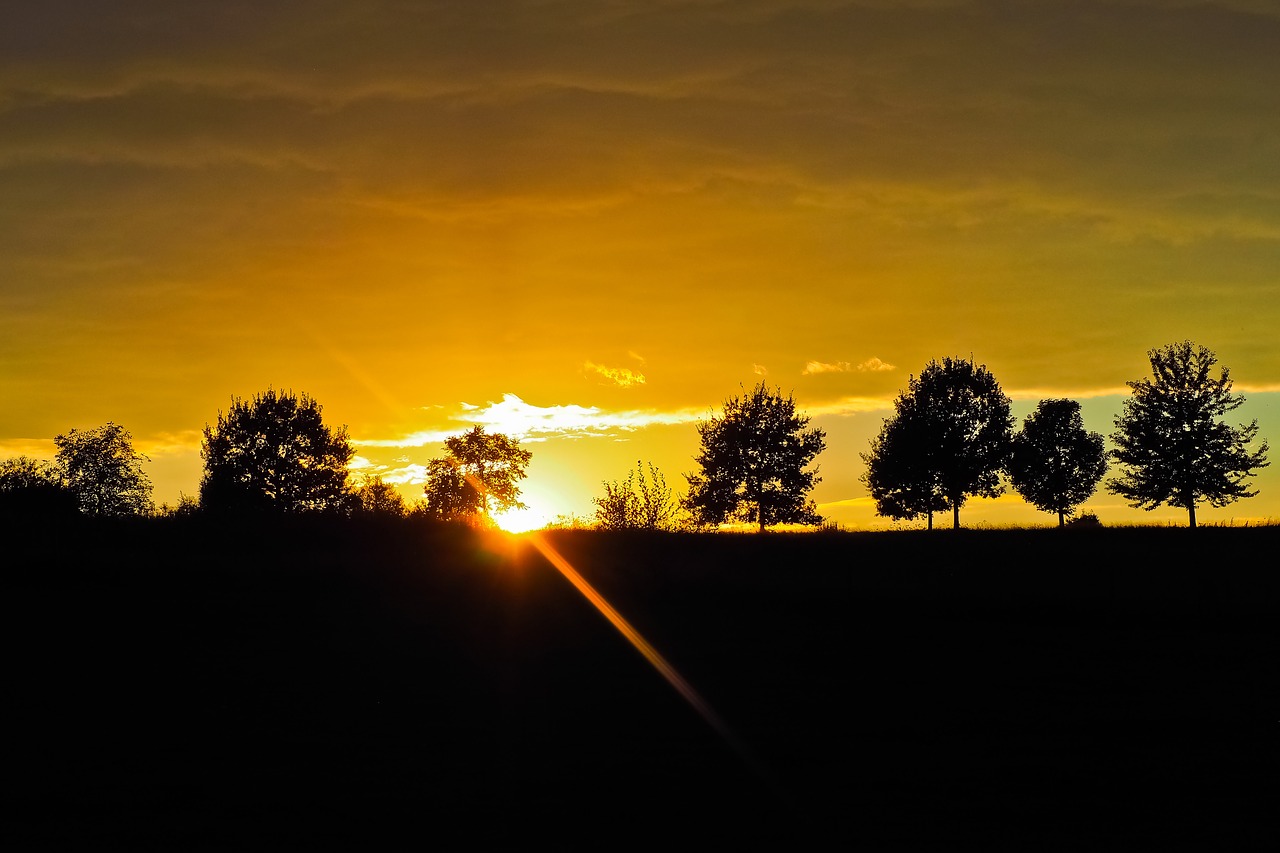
422, 426, 532, 525
200, 389, 355, 515
683, 383, 826, 532
1009, 399, 1108, 527
1109, 341, 1269, 527
594, 461, 680, 530
864, 358, 1013, 530
353, 474, 408, 518
53, 423, 153, 517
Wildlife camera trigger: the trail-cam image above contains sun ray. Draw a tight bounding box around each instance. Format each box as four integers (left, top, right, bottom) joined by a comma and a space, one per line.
524, 532, 764, 779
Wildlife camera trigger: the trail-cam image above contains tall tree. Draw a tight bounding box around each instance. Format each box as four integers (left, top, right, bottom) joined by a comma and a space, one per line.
683, 383, 826, 532
200, 389, 355, 514
1009, 399, 1108, 527
864, 358, 1013, 530
1108, 341, 1269, 528
422, 426, 532, 525
54, 423, 153, 517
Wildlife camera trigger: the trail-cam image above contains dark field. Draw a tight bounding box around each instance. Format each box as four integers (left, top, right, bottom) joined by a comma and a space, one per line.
6, 521, 1277, 849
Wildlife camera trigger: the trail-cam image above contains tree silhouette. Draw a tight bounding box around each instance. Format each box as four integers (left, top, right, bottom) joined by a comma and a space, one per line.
1108, 341, 1269, 528
53, 423, 153, 517
594, 461, 681, 530
683, 383, 825, 532
864, 358, 1013, 530
0, 455, 78, 519
1009, 399, 1108, 527
422, 426, 531, 525
200, 389, 355, 515
861, 396, 948, 529
353, 474, 408, 518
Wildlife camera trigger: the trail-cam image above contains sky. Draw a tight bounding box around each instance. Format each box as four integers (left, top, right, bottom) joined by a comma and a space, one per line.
3, 0, 1278, 529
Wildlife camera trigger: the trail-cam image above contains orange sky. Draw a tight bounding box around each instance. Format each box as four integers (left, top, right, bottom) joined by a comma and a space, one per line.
2, 1, 1277, 527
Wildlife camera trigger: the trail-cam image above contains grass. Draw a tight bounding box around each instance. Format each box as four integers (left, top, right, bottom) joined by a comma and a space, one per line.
6, 516, 1276, 848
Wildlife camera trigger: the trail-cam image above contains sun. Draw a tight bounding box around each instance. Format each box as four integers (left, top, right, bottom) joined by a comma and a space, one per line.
492, 505, 553, 533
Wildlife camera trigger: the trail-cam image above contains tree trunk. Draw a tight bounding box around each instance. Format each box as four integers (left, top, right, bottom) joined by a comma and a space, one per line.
1188, 501, 1197, 529
952, 501, 960, 530
1058, 509, 1065, 528
926, 509, 933, 530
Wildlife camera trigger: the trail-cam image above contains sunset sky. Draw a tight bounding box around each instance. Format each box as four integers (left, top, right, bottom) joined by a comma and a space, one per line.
3, 0, 1277, 528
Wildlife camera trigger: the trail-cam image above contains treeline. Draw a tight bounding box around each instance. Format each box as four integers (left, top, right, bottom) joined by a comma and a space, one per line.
0, 341, 1270, 530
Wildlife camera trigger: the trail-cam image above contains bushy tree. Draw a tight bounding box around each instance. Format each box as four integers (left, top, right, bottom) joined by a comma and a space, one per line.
421, 427, 531, 525
683, 383, 825, 532
864, 357, 1013, 530
861, 393, 948, 529
53, 423, 153, 517
594, 461, 681, 530
0, 455, 78, 519
1109, 341, 1269, 528
1009, 399, 1108, 527
200, 389, 355, 515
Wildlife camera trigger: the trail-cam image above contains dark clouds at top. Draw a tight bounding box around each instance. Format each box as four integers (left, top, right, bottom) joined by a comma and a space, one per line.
4, 0, 1280, 439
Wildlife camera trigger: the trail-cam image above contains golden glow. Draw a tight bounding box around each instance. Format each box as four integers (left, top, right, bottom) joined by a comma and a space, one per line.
492, 505, 552, 534
3, 3, 1279, 527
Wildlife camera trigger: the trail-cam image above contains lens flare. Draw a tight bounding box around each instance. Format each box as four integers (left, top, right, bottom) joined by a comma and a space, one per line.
524, 532, 759, 772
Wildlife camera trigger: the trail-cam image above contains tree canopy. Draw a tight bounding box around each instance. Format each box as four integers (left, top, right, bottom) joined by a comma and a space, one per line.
1108, 341, 1269, 527
421, 426, 531, 525
1009, 399, 1108, 527
863, 357, 1013, 529
53, 422, 153, 517
200, 389, 355, 515
683, 383, 825, 531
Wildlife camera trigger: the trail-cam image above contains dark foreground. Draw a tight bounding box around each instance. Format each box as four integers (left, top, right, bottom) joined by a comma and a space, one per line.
6, 520, 1277, 849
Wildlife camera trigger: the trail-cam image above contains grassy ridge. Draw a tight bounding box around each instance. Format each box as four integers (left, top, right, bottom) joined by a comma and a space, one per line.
6, 520, 1276, 848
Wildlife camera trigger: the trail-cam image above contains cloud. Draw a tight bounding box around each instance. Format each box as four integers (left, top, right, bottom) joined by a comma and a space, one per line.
753, 364, 768, 375
355, 394, 703, 447
802, 360, 852, 375
584, 361, 646, 388
806, 396, 894, 416
0, 439, 55, 459
857, 357, 896, 373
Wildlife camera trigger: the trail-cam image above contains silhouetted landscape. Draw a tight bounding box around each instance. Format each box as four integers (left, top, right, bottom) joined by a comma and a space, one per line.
8, 517, 1275, 848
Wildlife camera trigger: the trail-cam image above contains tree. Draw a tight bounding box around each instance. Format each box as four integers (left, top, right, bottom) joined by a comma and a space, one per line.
1108, 341, 1269, 528
683, 383, 826, 532
421, 426, 531, 525
53, 423, 153, 517
353, 474, 408, 518
863, 358, 1013, 530
861, 398, 948, 529
594, 461, 681, 530
1009, 399, 1108, 527
200, 389, 355, 515
0, 455, 78, 519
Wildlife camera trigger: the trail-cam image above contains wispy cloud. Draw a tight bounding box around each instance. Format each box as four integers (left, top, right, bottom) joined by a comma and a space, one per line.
355, 393, 703, 447
753, 364, 768, 375
584, 361, 646, 388
806, 396, 894, 416
802, 360, 852, 375
803, 357, 895, 375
